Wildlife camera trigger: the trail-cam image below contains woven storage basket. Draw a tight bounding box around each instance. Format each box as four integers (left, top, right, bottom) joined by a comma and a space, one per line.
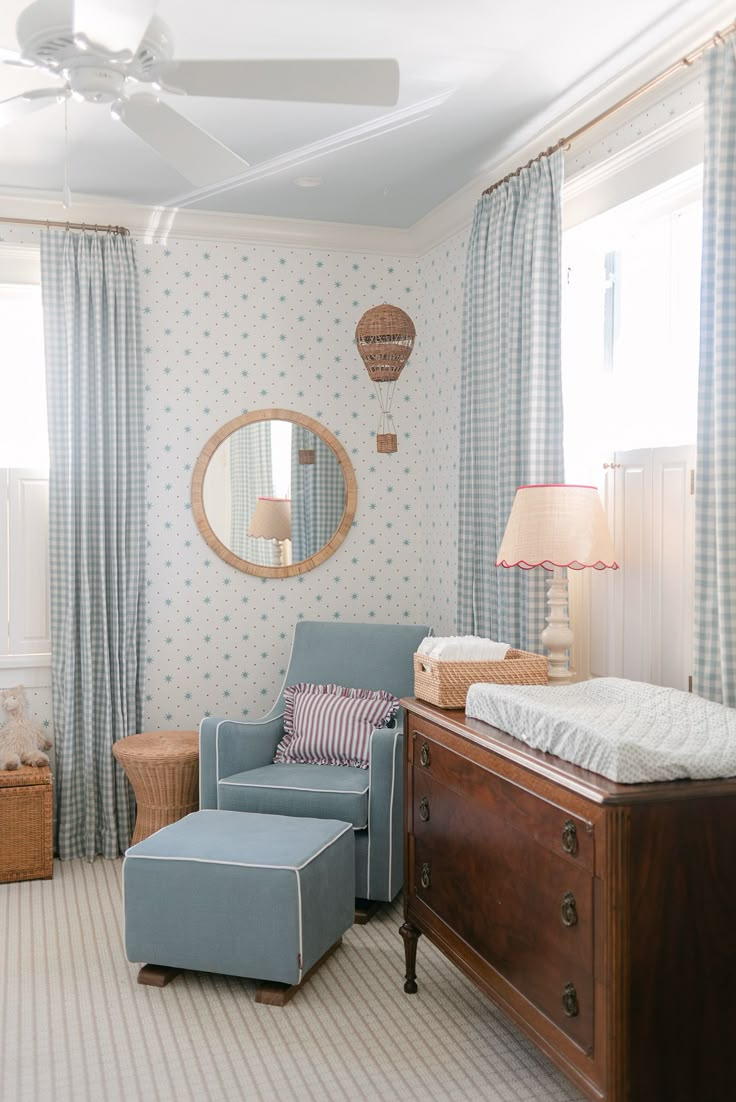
0, 765, 53, 883
413, 649, 548, 709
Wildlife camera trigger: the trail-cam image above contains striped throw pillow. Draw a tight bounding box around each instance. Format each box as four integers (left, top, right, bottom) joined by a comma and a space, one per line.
273, 683, 400, 769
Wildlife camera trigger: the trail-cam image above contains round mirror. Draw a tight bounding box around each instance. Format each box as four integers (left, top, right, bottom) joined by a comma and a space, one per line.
191, 409, 357, 577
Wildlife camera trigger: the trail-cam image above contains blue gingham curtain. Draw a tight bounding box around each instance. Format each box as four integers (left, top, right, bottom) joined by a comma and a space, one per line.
457, 150, 565, 650
230, 423, 279, 566
41, 230, 144, 859
693, 41, 736, 704
290, 427, 344, 562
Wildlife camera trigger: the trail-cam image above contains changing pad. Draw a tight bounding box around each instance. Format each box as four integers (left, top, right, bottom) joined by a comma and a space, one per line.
464, 677, 736, 783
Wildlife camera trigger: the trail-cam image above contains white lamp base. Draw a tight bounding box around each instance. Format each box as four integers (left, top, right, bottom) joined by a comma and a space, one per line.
540, 566, 574, 682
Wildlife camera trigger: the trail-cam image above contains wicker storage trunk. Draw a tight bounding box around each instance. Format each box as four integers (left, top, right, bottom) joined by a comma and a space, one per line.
413, 649, 548, 709
0, 765, 53, 883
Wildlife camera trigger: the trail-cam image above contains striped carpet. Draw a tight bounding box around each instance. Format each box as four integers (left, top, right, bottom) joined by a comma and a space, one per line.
1, 860, 584, 1102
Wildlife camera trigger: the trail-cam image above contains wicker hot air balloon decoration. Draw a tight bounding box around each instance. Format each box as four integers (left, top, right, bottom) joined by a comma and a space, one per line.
355, 304, 415, 453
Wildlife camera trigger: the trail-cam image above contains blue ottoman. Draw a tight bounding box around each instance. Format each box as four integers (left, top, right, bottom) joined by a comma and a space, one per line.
123, 809, 355, 1003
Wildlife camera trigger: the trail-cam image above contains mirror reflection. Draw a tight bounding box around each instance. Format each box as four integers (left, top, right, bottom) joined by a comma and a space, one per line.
202, 420, 347, 567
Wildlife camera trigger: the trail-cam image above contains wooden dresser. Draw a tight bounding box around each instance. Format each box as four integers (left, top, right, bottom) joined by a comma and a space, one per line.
400, 698, 736, 1102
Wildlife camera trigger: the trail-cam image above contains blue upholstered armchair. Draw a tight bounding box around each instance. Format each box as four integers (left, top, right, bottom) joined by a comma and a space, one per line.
199, 620, 429, 904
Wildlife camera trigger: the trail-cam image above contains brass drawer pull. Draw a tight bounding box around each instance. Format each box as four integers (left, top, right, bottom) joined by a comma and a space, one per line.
420, 862, 431, 889
561, 892, 578, 927
419, 741, 431, 768
419, 796, 430, 822
562, 982, 579, 1018
561, 819, 578, 856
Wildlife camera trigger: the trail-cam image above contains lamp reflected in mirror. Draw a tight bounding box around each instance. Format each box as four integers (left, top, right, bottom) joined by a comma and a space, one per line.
248, 496, 292, 566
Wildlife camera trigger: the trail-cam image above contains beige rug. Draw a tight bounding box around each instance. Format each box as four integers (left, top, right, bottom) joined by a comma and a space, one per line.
1, 859, 584, 1101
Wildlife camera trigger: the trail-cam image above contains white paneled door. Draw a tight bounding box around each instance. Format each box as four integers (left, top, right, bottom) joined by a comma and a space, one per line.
588, 445, 695, 690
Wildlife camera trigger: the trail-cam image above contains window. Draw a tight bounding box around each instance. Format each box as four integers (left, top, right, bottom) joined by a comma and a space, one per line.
562, 166, 702, 483
0, 282, 50, 686
0, 284, 48, 468
562, 167, 702, 690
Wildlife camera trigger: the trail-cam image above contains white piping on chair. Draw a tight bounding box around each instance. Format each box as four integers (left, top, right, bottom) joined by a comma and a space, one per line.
213, 714, 286, 809
124, 823, 353, 985
217, 779, 368, 828
387, 729, 400, 901
365, 725, 401, 901
218, 781, 368, 795
366, 731, 374, 898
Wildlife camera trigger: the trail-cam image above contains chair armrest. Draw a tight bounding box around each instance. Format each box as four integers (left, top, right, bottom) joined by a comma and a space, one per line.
199, 714, 285, 809
366, 720, 405, 901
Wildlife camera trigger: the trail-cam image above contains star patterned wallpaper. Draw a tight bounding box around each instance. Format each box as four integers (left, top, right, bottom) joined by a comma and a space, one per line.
138, 232, 467, 726
414, 230, 466, 637
0, 219, 467, 733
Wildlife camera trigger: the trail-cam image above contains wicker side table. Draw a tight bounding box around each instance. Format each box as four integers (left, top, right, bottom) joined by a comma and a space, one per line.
0, 765, 53, 883
113, 731, 199, 844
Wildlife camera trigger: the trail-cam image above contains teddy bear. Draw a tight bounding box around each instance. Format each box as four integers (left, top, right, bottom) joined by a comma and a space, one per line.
0, 685, 52, 771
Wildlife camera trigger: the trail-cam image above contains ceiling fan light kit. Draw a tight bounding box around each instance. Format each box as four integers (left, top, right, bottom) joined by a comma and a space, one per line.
1, 0, 400, 190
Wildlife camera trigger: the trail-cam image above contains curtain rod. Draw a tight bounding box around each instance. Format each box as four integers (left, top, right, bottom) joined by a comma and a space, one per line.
0, 215, 129, 236
482, 18, 736, 197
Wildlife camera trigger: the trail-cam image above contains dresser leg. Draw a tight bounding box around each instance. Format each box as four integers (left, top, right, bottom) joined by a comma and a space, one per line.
400, 921, 422, 993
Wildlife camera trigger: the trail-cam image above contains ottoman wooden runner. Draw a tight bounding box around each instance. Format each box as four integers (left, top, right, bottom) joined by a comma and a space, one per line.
113, 730, 199, 843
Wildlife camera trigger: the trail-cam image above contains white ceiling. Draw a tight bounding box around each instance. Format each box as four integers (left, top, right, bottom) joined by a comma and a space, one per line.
0, 0, 730, 227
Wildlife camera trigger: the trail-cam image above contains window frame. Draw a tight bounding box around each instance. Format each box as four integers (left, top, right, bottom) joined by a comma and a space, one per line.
0, 250, 50, 688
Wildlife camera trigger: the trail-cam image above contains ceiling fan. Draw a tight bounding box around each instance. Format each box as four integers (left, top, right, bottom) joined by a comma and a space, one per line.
0, 0, 400, 188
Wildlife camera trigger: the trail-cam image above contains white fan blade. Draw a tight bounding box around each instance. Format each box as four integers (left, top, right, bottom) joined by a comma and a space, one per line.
112, 95, 249, 187
0, 45, 23, 63
73, 0, 158, 56
0, 88, 63, 128
159, 58, 400, 106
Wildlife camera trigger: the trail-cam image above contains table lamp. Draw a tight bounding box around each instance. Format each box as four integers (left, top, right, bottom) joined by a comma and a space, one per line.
248, 496, 292, 566
496, 484, 619, 680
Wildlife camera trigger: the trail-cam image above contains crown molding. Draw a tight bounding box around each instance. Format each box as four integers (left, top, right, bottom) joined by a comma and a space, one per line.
563, 103, 703, 202
562, 103, 703, 230
0, 189, 420, 256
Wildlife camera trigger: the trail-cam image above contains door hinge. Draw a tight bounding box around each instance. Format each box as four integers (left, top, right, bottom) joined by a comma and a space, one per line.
688, 675, 693, 693
690, 469, 695, 495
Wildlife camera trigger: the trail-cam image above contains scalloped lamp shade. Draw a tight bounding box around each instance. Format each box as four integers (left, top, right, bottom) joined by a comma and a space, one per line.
247, 496, 291, 541
496, 484, 619, 572
496, 484, 618, 682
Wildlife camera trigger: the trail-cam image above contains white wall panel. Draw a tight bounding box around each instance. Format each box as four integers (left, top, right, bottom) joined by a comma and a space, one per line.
8, 469, 50, 656
589, 446, 694, 689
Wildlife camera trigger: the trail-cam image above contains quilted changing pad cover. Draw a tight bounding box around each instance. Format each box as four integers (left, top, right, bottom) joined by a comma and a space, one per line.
464, 677, 736, 783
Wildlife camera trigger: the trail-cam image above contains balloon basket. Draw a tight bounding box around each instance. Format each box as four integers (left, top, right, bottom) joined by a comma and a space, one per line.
376, 433, 398, 454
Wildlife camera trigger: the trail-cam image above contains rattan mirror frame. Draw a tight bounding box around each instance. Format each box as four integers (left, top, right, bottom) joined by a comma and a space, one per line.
191, 408, 357, 578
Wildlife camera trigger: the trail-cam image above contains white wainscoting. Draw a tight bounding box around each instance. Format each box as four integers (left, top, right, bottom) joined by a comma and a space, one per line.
586, 445, 695, 690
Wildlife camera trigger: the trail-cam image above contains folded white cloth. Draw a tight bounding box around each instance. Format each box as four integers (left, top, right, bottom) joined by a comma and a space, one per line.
417, 636, 510, 662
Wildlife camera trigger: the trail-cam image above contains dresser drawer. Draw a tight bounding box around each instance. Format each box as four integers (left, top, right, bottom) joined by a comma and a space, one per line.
410, 718, 594, 872
410, 769, 594, 1051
